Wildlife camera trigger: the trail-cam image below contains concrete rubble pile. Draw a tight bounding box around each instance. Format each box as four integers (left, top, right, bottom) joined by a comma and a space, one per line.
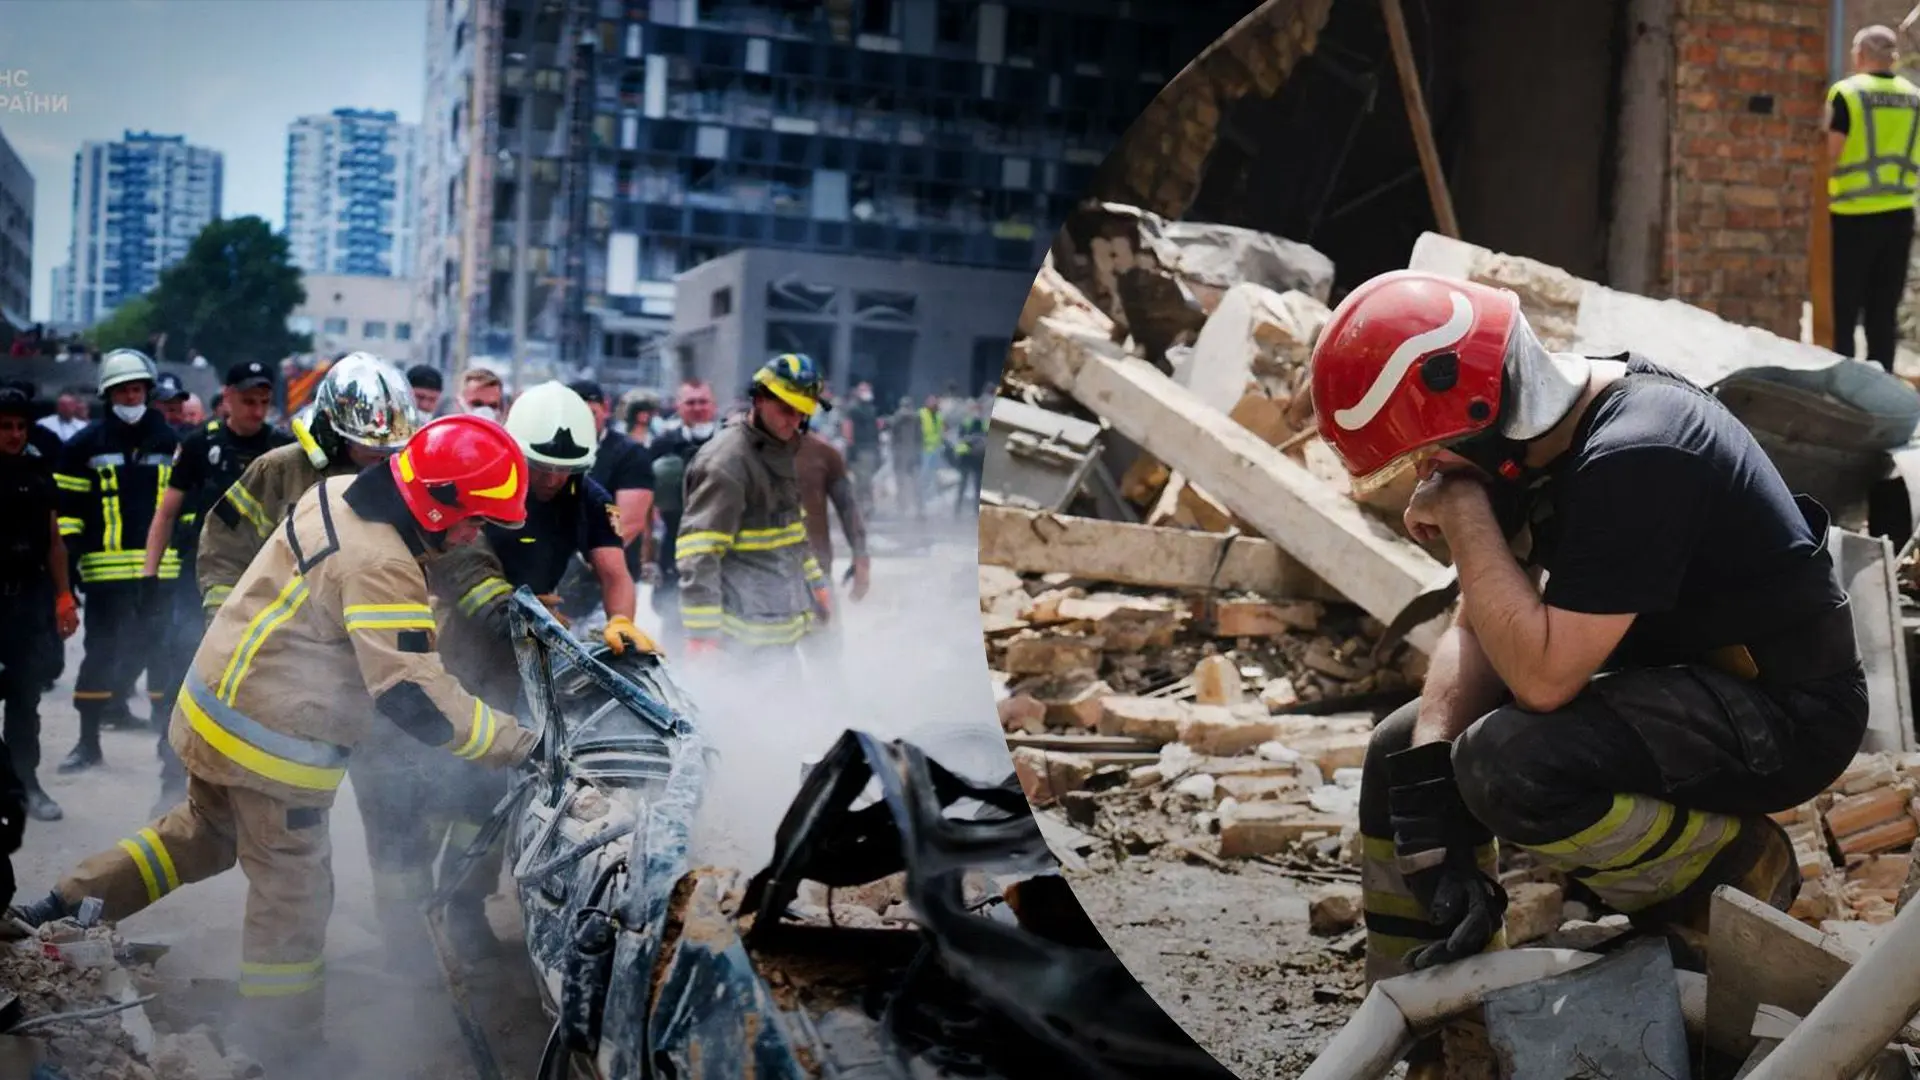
0, 917, 263, 1080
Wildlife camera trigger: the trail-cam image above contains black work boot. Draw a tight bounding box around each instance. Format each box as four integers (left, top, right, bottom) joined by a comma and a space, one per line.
57, 740, 102, 774
10, 889, 73, 927
23, 786, 62, 822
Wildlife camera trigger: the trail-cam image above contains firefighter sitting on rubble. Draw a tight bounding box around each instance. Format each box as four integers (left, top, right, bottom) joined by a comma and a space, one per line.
365, 379, 655, 963
677, 353, 833, 659
1308, 271, 1868, 995
11, 414, 539, 1072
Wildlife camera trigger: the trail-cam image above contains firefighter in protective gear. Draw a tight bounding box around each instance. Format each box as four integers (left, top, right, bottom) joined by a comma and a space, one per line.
1311, 272, 1865, 1010
0, 386, 79, 822
11, 415, 538, 1068
677, 354, 831, 659
142, 362, 293, 813
55, 349, 181, 773
1827, 24, 1920, 370
359, 381, 646, 962
195, 353, 417, 623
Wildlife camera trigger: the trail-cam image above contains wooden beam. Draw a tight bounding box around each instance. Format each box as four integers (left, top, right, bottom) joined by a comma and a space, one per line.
1025, 316, 1453, 653
1380, 0, 1460, 239
979, 506, 1344, 601
1810, 128, 1835, 350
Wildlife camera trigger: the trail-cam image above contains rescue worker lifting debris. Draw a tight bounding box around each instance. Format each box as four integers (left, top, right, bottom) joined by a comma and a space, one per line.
55, 349, 181, 774
1305, 271, 1870, 1001
677, 353, 833, 659
10, 414, 538, 1071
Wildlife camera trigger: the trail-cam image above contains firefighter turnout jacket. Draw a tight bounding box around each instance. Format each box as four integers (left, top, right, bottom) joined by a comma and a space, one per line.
676, 418, 824, 647
171, 420, 293, 575
196, 441, 357, 619
171, 467, 536, 809
55, 411, 181, 586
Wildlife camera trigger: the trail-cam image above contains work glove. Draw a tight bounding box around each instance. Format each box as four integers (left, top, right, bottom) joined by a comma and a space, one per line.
812, 586, 833, 626
602, 615, 661, 656
534, 593, 572, 630
54, 592, 79, 640
684, 638, 721, 658
1385, 740, 1508, 971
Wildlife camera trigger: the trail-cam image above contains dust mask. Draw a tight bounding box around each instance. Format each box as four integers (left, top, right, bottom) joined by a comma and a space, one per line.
688, 421, 716, 440
112, 403, 147, 425
468, 405, 499, 421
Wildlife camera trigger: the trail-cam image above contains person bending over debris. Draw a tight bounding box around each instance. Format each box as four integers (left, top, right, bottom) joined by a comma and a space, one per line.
677, 353, 833, 661
1310, 271, 1868, 993
10, 415, 538, 1074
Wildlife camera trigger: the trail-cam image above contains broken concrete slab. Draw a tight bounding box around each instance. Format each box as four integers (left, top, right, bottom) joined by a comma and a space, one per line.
1482, 939, 1689, 1080
1704, 885, 1865, 1060
1179, 706, 1278, 756
1097, 696, 1188, 743
1023, 315, 1451, 654
1179, 282, 1329, 417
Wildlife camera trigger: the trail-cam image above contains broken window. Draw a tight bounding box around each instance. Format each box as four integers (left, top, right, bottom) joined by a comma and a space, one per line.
852, 290, 915, 323
766, 277, 836, 315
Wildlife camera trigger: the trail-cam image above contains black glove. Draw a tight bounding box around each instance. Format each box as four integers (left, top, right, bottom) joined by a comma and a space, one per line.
1386, 741, 1508, 970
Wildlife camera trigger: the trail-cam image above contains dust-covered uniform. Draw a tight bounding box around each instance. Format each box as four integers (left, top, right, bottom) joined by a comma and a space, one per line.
54, 466, 534, 1048
675, 418, 824, 652
194, 432, 353, 621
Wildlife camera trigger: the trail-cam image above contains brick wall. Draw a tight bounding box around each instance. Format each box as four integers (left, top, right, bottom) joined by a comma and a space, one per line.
1666, 0, 1830, 336
1088, 0, 1334, 219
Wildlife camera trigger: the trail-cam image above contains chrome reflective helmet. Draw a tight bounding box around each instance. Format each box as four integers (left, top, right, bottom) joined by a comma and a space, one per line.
98, 349, 158, 395
314, 352, 419, 449
505, 380, 598, 472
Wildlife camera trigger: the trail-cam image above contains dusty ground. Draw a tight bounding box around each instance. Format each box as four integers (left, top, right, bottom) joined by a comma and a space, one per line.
1056, 839, 1364, 1078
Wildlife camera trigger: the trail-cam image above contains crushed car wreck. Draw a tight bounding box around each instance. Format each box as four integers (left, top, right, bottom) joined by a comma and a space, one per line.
450, 589, 1236, 1080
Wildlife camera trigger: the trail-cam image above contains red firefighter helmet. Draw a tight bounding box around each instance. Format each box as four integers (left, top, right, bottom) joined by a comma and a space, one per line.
1310, 270, 1524, 489
389, 414, 530, 531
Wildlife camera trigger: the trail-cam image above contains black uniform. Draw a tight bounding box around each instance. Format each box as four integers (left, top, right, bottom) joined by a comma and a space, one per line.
643, 425, 716, 643
54, 409, 179, 766
147, 420, 292, 788
1357, 355, 1868, 978
556, 429, 653, 622
491, 474, 623, 596
0, 450, 65, 797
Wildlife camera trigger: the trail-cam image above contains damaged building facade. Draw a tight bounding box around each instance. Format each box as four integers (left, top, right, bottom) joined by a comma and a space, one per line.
1088, 0, 1843, 338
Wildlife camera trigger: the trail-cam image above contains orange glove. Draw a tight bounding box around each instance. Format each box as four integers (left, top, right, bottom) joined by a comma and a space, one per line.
684, 638, 721, 657
54, 592, 79, 640
812, 586, 833, 625
602, 615, 661, 656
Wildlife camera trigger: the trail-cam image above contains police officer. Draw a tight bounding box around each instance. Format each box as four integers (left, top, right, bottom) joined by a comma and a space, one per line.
54, 349, 181, 773
0, 386, 80, 820
1827, 24, 1920, 370
643, 379, 720, 647
140, 362, 292, 811
153, 373, 192, 430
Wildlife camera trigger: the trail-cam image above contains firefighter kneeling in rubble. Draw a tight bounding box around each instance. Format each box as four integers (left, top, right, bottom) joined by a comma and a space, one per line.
1310, 271, 1869, 996
10, 414, 539, 1071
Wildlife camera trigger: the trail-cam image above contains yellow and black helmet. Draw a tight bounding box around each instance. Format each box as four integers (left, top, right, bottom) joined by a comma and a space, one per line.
752, 352, 830, 416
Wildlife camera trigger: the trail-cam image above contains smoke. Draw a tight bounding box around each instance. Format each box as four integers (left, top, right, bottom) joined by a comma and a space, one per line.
679, 524, 1010, 874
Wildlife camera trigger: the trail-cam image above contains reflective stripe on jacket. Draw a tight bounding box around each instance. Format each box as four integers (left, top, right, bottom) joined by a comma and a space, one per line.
54, 413, 181, 584
172, 472, 534, 807
674, 419, 822, 647
1830, 71, 1920, 214
195, 441, 356, 617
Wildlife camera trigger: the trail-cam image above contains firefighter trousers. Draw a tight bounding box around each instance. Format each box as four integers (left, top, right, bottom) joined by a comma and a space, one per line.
57, 774, 334, 1049
1357, 663, 1867, 981
72, 581, 158, 746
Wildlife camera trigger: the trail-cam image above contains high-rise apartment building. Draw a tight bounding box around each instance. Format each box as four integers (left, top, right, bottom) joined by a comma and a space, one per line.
66, 131, 223, 327
48, 264, 72, 327
415, 0, 1246, 388
0, 127, 32, 326
284, 108, 422, 278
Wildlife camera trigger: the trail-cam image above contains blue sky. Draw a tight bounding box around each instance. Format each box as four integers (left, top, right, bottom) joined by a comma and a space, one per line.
1, 0, 429, 320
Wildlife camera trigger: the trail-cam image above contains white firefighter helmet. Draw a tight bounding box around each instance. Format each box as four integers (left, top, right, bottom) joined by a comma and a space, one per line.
313, 352, 419, 449
98, 349, 158, 395
505, 380, 598, 472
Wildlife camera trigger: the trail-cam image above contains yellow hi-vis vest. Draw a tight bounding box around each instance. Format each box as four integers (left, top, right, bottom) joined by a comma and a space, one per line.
1829, 71, 1920, 215
919, 407, 942, 452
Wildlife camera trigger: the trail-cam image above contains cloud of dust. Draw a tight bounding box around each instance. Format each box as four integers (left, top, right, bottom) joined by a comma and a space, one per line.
679, 536, 1012, 874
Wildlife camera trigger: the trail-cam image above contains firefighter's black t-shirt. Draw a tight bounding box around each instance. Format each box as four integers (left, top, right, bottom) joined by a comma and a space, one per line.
487, 474, 622, 595
169, 422, 293, 554
1527, 355, 1847, 662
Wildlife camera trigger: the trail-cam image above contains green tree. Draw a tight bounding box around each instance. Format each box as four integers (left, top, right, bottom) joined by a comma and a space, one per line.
147, 216, 311, 364
84, 294, 157, 353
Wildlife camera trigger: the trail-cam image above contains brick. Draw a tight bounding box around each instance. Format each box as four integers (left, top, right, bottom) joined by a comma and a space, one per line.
1837, 815, 1919, 857
1192, 654, 1244, 706
998, 694, 1047, 734
1097, 695, 1187, 743
1215, 772, 1300, 802
1217, 803, 1348, 858
1180, 705, 1279, 756
1043, 679, 1111, 730
1290, 731, 1373, 776
1012, 747, 1053, 806
1308, 882, 1363, 934
1045, 752, 1097, 801
1504, 882, 1566, 946
1825, 785, 1911, 838
1214, 598, 1322, 637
